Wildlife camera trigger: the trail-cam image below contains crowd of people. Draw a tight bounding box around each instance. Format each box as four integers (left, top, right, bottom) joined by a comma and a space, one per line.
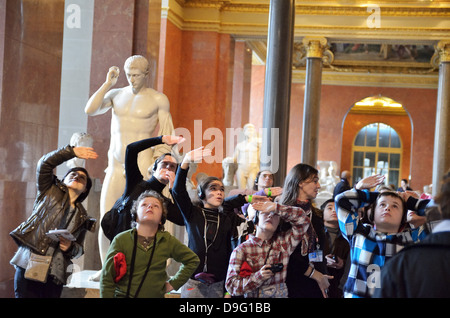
8, 134, 449, 299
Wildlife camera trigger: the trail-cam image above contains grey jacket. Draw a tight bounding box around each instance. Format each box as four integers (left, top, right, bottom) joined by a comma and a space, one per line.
10, 145, 96, 258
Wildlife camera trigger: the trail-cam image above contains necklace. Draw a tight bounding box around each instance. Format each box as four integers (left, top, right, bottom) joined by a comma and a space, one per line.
138, 235, 155, 250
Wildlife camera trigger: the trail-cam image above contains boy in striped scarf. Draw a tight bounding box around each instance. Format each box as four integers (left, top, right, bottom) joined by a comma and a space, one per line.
336, 174, 430, 298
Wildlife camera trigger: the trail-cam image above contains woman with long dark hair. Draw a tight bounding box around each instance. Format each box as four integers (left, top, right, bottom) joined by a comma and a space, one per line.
280, 163, 333, 298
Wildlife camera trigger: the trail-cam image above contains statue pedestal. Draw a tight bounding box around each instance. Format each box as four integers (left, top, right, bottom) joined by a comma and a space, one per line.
62, 270, 100, 298
61, 270, 181, 298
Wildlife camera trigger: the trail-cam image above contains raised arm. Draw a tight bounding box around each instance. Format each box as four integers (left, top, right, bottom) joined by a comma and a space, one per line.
37, 146, 98, 194
124, 136, 164, 194
336, 174, 384, 240
172, 147, 212, 221
85, 66, 120, 116
124, 135, 185, 195
252, 201, 311, 253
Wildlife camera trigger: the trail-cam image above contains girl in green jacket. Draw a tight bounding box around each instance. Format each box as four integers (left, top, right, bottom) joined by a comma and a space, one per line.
100, 190, 199, 298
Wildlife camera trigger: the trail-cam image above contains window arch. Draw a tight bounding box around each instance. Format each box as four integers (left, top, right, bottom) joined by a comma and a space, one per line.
351, 123, 402, 188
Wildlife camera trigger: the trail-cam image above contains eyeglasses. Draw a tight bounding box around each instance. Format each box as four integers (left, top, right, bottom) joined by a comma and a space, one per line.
158, 160, 177, 171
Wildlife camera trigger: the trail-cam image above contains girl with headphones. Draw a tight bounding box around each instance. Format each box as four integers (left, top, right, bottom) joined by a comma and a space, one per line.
335, 174, 431, 298
171, 147, 269, 298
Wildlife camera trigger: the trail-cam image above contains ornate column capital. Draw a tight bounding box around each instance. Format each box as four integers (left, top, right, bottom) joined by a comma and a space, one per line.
302, 36, 328, 58
437, 40, 450, 63
293, 36, 334, 67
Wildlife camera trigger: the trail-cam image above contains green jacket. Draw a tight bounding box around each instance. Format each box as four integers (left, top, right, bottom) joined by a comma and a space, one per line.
100, 229, 199, 298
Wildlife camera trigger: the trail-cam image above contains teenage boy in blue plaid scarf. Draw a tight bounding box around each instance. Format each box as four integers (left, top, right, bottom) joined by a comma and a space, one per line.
336, 174, 430, 298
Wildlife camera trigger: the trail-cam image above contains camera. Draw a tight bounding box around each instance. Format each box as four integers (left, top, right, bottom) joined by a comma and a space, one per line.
269, 263, 283, 273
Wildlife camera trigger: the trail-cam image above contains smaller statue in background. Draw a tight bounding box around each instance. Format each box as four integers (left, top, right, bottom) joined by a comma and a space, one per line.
67, 132, 94, 168
232, 123, 261, 190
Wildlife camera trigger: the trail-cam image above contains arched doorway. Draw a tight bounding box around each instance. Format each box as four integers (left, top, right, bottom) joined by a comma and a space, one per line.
341, 95, 412, 188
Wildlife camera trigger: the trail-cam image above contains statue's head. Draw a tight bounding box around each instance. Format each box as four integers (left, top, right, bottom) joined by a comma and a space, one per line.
124, 55, 149, 75
124, 55, 150, 92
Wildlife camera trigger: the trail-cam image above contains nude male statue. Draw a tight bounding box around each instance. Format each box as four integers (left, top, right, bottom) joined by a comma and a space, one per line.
85, 55, 174, 277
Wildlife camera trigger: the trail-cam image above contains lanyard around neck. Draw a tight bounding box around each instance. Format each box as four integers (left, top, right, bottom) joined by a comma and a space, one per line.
201, 208, 220, 272
126, 230, 157, 298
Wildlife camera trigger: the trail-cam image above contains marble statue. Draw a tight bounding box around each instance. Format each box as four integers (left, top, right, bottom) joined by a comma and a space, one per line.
315, 160, 340, 207
317, 160, 340, 194
222, 156, 237, 187
84, 55, 175, 275
232, 123, 261, 190
67, 132, 94, 169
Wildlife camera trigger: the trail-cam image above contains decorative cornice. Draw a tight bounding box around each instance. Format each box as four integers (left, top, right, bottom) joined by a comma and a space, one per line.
164, 0, 450, 40
164, 0, 445, 88
175, 0, 450, 16
295, 6, 450, 17
293, 69, 438, 88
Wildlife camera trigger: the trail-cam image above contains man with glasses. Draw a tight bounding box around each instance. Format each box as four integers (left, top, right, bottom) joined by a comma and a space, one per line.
100, 135, 186, 255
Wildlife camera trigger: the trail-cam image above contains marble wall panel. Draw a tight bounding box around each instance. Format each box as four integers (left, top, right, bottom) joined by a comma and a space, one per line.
158, 18, 182, 119
85, 0, 135, 180
0, 0, 65, 297
0, 0, 5, 112
133, 0, 162, 89
158, 19, 234, 178
171, 30, 232, 178
230, 41, 252, 130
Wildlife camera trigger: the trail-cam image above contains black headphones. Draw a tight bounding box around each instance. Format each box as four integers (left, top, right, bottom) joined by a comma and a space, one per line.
197, 184, 205, 200
253, 210, 260, 225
